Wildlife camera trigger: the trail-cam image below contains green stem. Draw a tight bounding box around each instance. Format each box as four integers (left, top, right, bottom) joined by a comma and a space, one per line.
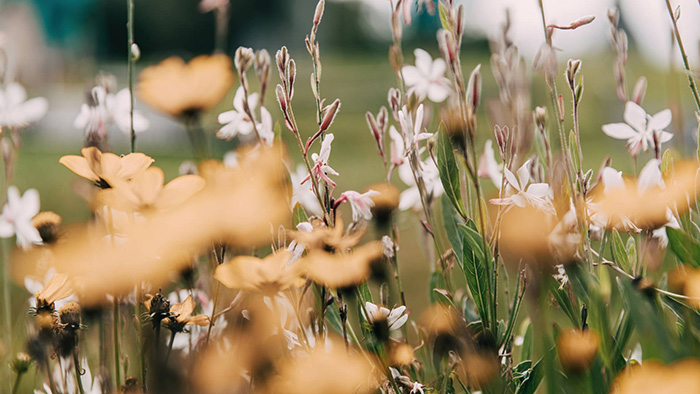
1, 237, 11, 362
664, 0, 700, 112
113, 300, 121, 390
11, 371, 24, 394
73, 350, 85, 394
127, 0, 135, 153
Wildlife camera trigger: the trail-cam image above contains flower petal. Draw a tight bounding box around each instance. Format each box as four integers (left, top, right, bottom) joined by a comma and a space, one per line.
602, 123, 638, 140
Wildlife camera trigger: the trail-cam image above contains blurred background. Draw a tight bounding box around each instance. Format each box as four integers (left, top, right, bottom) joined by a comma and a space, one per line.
4, 0, 700, 310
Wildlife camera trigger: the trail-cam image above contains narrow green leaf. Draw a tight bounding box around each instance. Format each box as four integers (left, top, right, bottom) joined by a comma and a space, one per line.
441, 194, 464, 267
458, 224, 490, 325
667, 227, 700, 267
521, 322, 533, 361
547, 277, 580, 327
436, 123, 467, 219
611, 229, 630, 272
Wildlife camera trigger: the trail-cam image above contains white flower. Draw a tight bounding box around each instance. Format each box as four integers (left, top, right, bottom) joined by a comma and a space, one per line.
402, 49, 451, 103
217, 87, 274, 145
601, 101, 672, 157
290, 165, 323, 217
75, 86, 149, 136
0, 82, 48, 128
410, 382, 426, 394
478, 140, 503, 188
107, 88, 150, 135
362, 302, 408, 332
306, 133, 339, 188
287, 221, 313, 264
338, 190, 380, 222
489, 160, 554, 214
0, 186, 41, 249
398, 159, 443, 211
398, 104, 431, 150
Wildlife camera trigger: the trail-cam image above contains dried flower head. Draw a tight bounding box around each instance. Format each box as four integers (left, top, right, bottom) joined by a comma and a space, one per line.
137, 55, 235, 116
31, 211, 62, 245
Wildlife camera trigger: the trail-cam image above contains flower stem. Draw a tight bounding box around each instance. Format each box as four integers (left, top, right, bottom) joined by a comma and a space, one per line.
165, 330, 176, 364
73, 350, 85, 394
664, 0, 700, 112
127, 0, 135, 153
11, 370, 24, 394
113, 299, 121, 390
1, 237, 11, 363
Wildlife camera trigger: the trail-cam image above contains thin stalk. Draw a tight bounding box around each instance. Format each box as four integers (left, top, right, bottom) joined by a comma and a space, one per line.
165, 331, 176, 364
664, 0, 700, 112
11, 370, 24, 394
1, 237, 11, 360
113, 300, 121, 390
205, 281, 221, 344
214, 6, 229, 54
73, 351, 85, 394
127, 0, 135, 153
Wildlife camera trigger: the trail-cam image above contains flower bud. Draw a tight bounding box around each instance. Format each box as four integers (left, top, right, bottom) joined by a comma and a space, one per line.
234, 46, 255, 72
437, 29, 456, 64
466, 64, 482, 109
534, 106, 547, 131
607, 8, 619, 27
276, 46, 289, 80
557, 329, 599, 374
130, 43, 141, 61
566, 59, 581, 88
320, 99, 341, 132
10, 353, 32, 374
632, 76, 647, 105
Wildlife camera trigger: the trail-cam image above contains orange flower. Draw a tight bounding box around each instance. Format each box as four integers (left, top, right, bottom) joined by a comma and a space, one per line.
97, 167, 205, 213
300, 241, 384, 289
59, 147, 154, 188
137, 55, 235, 116
214, 250, 304, 295
167, 295, 210, 330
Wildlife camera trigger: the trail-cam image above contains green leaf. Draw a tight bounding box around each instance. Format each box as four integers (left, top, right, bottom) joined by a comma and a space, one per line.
292, 203, 308, 226
521, 322, 533, 361
547, 277, 580, 327
458, 224, 490, 325
611, 229, 630, 272
429, 271, 446, 304
438, 1, 452, 32
516, 357, 544, 394
441, 194, 464, 267
436, 123, 467, 219
667, 227, 700, 267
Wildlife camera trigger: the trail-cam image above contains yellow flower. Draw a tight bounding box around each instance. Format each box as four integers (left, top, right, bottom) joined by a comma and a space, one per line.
611, 359, 700, 394
34, 273, 74, 312
137, 55, 235, 117
288, 217, 365, 252
214, 250, 304, 295
97, 167, 205, 213
300, 241, 383, 289
557, 328, 600, 374
167, 295, 210, 330
59, 147, 154, 188
264, 339, 379, 394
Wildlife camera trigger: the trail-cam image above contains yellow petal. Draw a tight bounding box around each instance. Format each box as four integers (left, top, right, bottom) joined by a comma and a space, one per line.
132, 167, 164, 207
117, 153, 155, 180
155, 175, 205, 211
59, 155, 99, 182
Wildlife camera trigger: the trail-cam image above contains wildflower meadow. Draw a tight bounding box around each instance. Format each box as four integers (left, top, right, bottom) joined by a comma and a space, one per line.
2, 0, 700, 393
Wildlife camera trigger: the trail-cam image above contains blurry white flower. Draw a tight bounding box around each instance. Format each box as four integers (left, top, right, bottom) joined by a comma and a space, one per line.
217, 87, 274, 145
199, 0, 229, 13
601, 101, 672, 157
410, 382, 426, 394
338, 190, 380, 222
478, 140, 503, 188
381, 235, 395, 259
398, 104, 431, 150
362, 301, 408, 332
0, 82, 48, 128
490, 160, 554, 214
0, 186, 41, 249
402, 49, 451, 103
290, 165, 323, 217
398, 159, 443, 211
75, 86, 149, 136
108, 89, 150, 134
306, 133, 339, 188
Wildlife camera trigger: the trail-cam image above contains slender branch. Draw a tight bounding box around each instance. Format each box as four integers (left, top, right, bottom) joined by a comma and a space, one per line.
664, 0, 700, 112
127, 0, 135, 153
